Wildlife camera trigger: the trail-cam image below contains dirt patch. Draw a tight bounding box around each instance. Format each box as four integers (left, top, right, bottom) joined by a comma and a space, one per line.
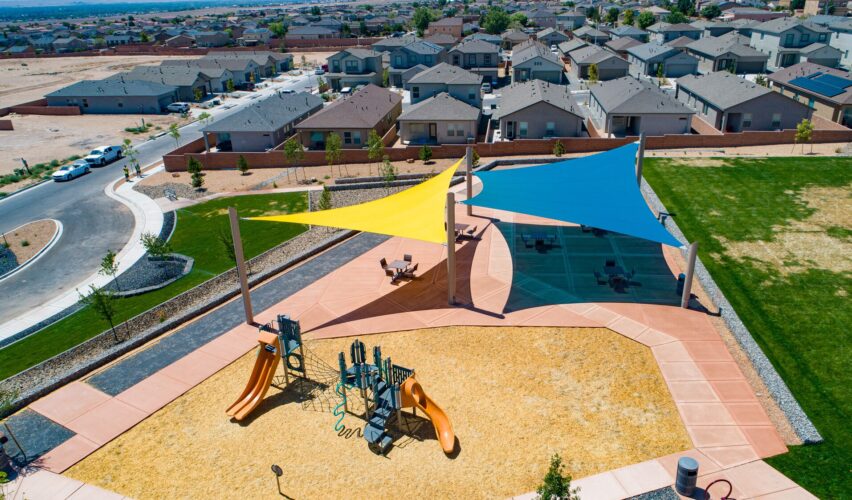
721, 185, 852, 274
1, 219, 57, 264
65, 326, 691, 499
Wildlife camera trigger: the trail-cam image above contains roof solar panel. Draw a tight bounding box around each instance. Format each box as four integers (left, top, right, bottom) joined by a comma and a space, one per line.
790, 76, 844, 97
813, 74, 852, 89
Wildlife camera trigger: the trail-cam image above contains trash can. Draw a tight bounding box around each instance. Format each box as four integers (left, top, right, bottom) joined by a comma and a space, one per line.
675, 456, 699, 496
676, 273, 686, 296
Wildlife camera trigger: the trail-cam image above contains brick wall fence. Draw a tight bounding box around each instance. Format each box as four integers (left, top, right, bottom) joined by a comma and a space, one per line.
164, 128, 852, 172
0, 119, 12, 130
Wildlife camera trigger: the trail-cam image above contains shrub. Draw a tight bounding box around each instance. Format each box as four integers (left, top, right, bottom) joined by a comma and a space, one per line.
536, 454, 579, 500
20, 240, 30, 247
140, 232, 171, 258
317, 186, 332, 210
419, 145, 433, 163
553, 141, 565, 157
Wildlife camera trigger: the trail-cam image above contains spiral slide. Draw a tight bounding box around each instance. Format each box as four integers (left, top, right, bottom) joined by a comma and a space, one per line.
400, 375, 455, 454
226, 331, 281, 421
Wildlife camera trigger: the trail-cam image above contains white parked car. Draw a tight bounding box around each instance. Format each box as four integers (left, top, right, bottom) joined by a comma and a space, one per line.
52, 161, 90, 181
84, 145, 123, 166
314, 68, 325, 75
166, 102, 190, 113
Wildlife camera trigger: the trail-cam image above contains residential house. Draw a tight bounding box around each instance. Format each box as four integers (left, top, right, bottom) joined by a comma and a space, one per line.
120, 66, 213, 101
805, 17, 852, 69
104, 34, 133, 46
195, 31, 230, 47
405, 62, 483, 107
665, 36, 698, 52
605, 37, 642, 59
202, 92, 323, 151
627, 42, 700, 77
447, 39, 500, 81
162, 57, 258, 89
557, 11, 587, 31
609, 26, 649, 43
750, 17, 838, 69
573, 26, 610, 46
424, 33, 458, 49
52, 37, 87, 53
398, 92, 480, 144
589, 76, 694, 136
687, 32, 769, 73
206, 50, 293, 75
536, 28, 570, 47
501, 29, 530, 49
558, 39, 589, 59
388, 40, 446, 87
495, 80, 584, 139
463, 32, 502, 46
45, 79, 179, 114
643, 6, 671, 23
372, 35, 419, 53
721, 7, 787, 22
326, 48, 384, 90
569, 45, 630, 81
285, 26, 337, 40
164, 34, 195, 48
313, 18, 344, 33
295, 84, 402, 149
511, 40, 565, 83
768, 62, 852, 126
428, 17, 464, 38
677, 71, 811, 131
700, 21, 738, 38
647, 23, 702, 44
526, 8, 557, 29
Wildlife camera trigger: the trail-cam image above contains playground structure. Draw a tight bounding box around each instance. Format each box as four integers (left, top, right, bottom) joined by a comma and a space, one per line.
227, 314, 455, 456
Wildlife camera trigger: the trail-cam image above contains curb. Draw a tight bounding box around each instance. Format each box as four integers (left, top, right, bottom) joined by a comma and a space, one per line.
0, 219, 63, 283
0, 179, 50, 202
640, 177, 823, 444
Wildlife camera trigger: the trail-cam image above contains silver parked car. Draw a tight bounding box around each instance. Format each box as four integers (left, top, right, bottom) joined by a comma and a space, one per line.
52, 161, 90, 181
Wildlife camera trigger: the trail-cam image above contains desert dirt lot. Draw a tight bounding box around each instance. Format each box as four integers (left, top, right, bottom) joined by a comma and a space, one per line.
0, 55, 198, 109
66, 326, 691, 499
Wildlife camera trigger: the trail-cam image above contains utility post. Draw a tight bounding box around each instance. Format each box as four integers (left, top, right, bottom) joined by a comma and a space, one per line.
465, 146, 473, 216
681, 241, 698, 309
229, 207, 254, 324
636, 132, 645, 186
446, 192, 456, 305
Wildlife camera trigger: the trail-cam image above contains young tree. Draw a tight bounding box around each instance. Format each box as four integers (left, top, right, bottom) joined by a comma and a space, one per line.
622, 8, 634, 26
676, 0, 694, 16
79, 285, 121, 343
795, 118, 813, 154
140, 31, 150, 42
665, 10, 688, 23
122, 138, 138, 172
701, 4, 721, 19
99, 249, 120, 292
605, 7, 619, 23
380, 155, 397, 193
317, 185, 332, 210
586, 8, 600, 22
588, 63, 599, 84
367, 129, 384, 175
656, 64, 669, 86
510, 12, 528, 27
325, 132, 343, 177
168, 122, 181, 149
536, 454, 580, 500
226, 78, 235, 94
191, 169, 204, 190
193, 87, 203, 102
237, 154, 250, 175
482, 7, 511, 34
382, 66, 390, 87
283, 139, 305, 180
140, 232, 172, 259
187, 156, 202, 176
553, 141, 566, 157
419, 145, 433, 163
472, 149, 480, 167
198, 111, 212, 126
413, 6, 434, 35
755, 73, 768, 87
637, 11, 655, 29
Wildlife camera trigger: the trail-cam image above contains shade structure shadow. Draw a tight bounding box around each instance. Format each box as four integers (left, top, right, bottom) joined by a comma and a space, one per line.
305, 225, 501, 334
497, 222, 683, 313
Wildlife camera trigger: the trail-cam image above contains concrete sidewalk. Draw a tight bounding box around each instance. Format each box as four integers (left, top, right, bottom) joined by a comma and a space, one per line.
0, 167, 165, 341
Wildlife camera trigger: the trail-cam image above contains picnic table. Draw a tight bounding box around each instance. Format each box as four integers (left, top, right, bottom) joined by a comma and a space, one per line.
387, 260, 410, 272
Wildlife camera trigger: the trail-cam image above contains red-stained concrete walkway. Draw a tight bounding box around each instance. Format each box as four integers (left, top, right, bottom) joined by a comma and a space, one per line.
19, 204, 809, 499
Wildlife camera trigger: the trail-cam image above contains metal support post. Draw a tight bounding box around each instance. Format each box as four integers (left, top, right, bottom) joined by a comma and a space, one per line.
681, 241, 698, 309
228, 207, 254, 324
636, 132, 645, 186
465, 146, 473, 215
446, 192, 457, 305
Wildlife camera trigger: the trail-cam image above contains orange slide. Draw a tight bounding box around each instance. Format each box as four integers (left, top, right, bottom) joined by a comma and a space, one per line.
400, 374, 455, 454
226, 331, 280, 421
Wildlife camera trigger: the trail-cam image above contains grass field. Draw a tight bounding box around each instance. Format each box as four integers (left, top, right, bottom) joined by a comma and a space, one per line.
644, 156, 851, 498
0, 193, 307, 381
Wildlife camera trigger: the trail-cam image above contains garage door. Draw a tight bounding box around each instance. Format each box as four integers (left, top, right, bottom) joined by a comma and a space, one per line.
666, 64, 695, 78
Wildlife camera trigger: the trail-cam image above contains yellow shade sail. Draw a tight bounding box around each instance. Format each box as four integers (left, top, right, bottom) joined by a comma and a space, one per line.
249, 159, 462, 244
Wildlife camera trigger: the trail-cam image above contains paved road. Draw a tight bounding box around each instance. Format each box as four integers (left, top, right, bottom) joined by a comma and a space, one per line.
0, 74, 319, 324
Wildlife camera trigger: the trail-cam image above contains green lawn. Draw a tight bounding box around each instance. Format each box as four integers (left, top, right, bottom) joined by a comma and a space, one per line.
644, 156, 851, 498
0, 193, 307, 381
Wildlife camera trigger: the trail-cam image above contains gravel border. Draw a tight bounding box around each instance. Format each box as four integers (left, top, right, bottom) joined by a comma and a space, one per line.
641, 178, 823, 444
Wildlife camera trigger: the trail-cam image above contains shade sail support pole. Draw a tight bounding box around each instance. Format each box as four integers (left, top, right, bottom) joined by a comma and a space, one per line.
229, 206, 254, 324
636, 132, 645, 186
465, 146, 473, 216
681, 241, 698, 309
446, 192, 456, 306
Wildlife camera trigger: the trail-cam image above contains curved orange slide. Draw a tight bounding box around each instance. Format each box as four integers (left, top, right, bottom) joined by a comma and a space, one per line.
400, 375, 455, 454
226, 331, 280, 421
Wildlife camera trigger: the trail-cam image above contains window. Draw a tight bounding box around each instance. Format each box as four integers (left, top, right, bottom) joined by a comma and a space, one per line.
412, 86, 419, 99
468, 90, 476, 100
117, 101, 123, 108
519, 121, 528, 137
760, 33, 765, 40
742, 113, 752, 128
484, 54, 492, 65
453, 54, 460, 65
771, 113, 781, 128
801, 34, 809, 43
784, 33, 793, 46
808, 98, 815, 109
82, 98, 89, 108
353, 131, 361, 144
546, 121, 555, 135
447, 123, 457, 136
343, 131, 352, 144
818, 33, 826, 42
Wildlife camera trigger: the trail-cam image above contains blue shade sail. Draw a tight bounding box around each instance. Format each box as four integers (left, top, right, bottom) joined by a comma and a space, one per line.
463, 142, 684, 248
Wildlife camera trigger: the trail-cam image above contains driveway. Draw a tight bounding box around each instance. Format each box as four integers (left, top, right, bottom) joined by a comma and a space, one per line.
0, 73, 319, 329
